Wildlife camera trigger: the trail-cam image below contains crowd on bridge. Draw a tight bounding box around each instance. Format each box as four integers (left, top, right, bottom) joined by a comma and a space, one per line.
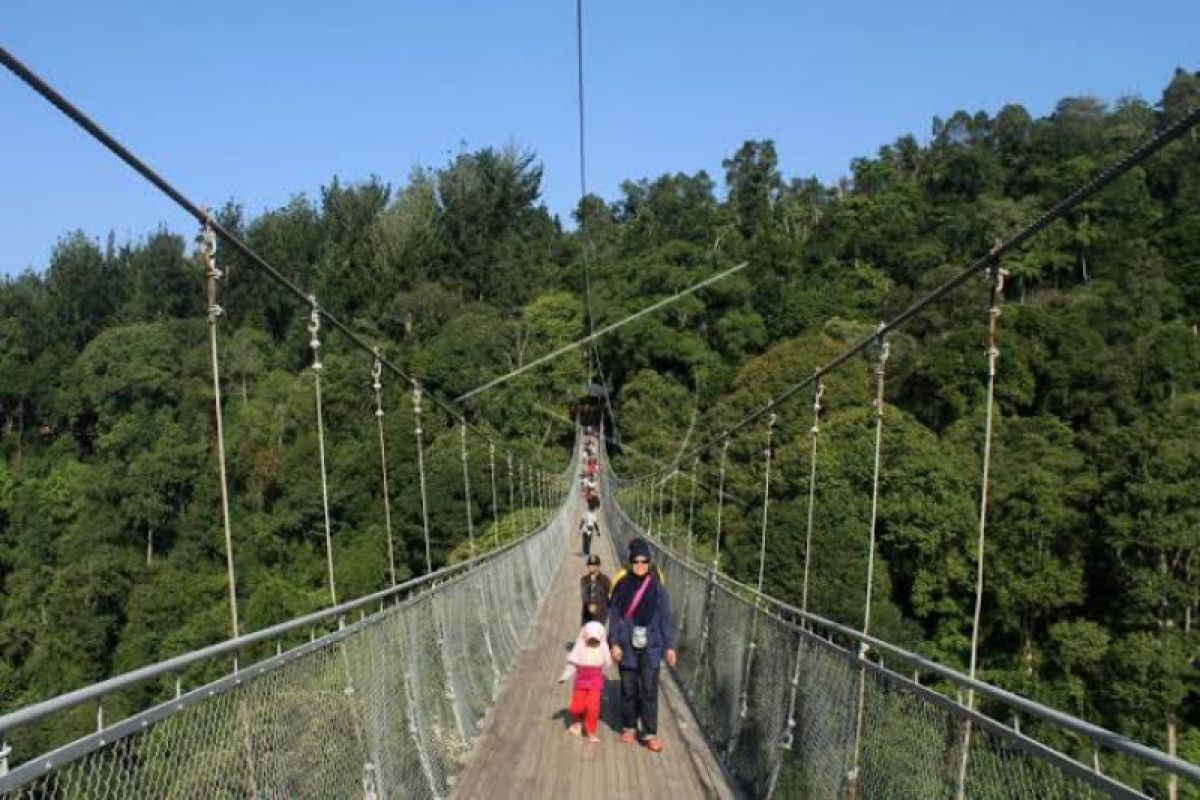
558, 429, 677, 753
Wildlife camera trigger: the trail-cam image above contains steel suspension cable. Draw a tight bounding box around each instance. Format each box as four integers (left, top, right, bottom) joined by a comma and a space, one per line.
801, 379, 824, 616
618, 103, 1200, 484
756, 406, 778, 595
308, 300, 338, 606
488, 442, 500, 547
679, 457, 699, 631
506, 451, 515, 535
520, 463, 530, 515
955, 266, 1008, 799
0, 45, 508, 451
459, 420, 476, 559
534, 469, 542, 518
686, 457, 698, 565
412, 384, 433, 574
573, 0, 625, 453
668, 468, 679, 543
199, 219, 240, 639
647, 476, 658, 533
713, 438, 731, 568
371, 354, 398, 587
767, 384, 823, 798
729, 406, 779, 759
461, 428, 499, 690
692, 442, 728, 699
656, 476, 667, 538
454, 263, 747, 402
849, 334, 890, 799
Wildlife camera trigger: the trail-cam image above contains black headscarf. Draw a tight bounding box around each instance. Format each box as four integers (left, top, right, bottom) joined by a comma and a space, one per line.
611, 563, 659, 626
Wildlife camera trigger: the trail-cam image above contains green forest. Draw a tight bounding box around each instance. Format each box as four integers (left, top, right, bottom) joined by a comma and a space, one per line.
1, 69, 1198, 790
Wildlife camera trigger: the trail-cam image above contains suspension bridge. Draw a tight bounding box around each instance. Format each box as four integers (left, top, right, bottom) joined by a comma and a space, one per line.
2, 42, 1200, 800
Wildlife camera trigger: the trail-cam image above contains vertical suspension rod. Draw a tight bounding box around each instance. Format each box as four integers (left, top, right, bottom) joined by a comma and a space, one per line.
848, 332, 890, 799
728, 405, 778, 759
713, 438, 731, 568
309, 298, 338, 606
801, 379, 824, 616
200, 219, 240, 638
412, 383, 433, 574
460, 420, 476, 558
956, 266, 1008, 799
372, 353, 398, 586
489, 442, 500, 548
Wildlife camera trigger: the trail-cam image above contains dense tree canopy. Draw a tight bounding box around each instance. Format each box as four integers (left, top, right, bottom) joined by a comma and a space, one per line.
1, 69, 1198, 793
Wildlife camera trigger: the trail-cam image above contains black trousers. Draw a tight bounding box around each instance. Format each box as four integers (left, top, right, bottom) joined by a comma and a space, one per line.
581, 531, 593, 556
619, 659, 660, 736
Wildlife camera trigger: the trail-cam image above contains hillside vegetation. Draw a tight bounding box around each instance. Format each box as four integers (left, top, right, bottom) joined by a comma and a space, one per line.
1, 69, 1197, 791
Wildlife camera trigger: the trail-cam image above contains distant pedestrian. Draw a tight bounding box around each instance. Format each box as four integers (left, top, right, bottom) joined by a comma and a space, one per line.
580, 555, 612, 625
578, 509, 599, 556
609, 538, 677, 753
558, 620, 612, 743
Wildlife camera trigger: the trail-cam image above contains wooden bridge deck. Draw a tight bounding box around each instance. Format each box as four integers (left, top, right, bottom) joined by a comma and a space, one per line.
450, 514, 738, 800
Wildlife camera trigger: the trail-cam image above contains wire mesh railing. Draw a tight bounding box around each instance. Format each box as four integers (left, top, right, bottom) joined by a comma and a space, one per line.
603, 481, 1199, 800
0, 480, 577, 800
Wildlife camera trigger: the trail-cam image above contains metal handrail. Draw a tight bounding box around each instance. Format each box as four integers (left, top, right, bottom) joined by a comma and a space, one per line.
0, 469, 574, 740
606, 480, 1200, 786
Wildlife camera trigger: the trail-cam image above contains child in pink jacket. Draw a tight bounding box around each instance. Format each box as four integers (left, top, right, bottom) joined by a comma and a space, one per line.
558, 620, 612, 742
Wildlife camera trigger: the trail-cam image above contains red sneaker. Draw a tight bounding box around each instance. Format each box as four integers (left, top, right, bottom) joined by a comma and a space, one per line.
645, 738, 664, 753
620, 730, 637, 744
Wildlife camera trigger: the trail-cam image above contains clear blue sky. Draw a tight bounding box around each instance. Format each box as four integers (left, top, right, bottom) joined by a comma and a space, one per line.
2, 0, 1196, 275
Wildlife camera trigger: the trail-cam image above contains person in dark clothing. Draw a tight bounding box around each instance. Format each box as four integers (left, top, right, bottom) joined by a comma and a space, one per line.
579, 508, 599, 556
608, 538, 677, 752
580, 555, 612, 625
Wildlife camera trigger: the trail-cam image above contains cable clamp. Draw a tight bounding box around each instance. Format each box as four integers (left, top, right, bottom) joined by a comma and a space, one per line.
779, 719, 796, 750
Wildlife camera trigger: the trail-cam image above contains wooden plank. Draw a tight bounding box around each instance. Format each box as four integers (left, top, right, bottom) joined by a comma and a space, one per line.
450, 502, 739, 799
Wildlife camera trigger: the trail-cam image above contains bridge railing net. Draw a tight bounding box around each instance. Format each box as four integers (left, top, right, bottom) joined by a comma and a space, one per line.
603, 487, 1134, 800
0, 492, 574, 800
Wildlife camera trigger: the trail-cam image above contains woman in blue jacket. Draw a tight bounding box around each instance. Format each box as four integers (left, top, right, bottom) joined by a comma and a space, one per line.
608, 538, 677, 752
